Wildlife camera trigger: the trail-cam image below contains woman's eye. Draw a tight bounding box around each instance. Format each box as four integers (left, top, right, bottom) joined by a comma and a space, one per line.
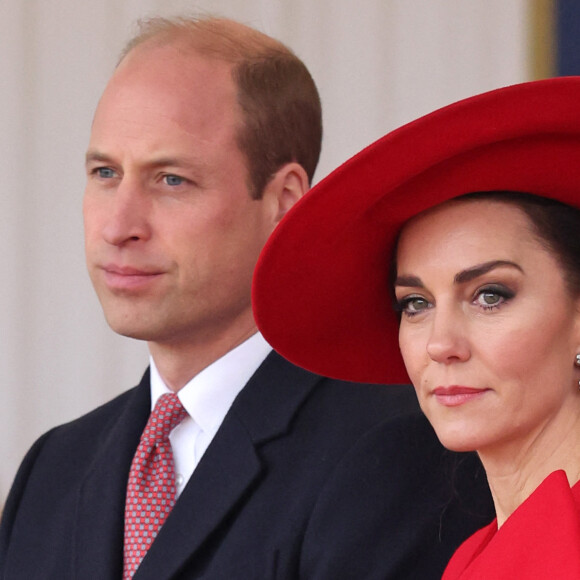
474, 285, 514, 310
398, 295, 432, 316
479, 291, 501, 306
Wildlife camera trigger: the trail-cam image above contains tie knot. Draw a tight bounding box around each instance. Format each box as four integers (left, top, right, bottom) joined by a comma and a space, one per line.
142, 393, 187, 445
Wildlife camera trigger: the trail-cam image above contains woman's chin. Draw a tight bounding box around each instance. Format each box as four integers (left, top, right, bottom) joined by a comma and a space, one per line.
431, 424, 482, 454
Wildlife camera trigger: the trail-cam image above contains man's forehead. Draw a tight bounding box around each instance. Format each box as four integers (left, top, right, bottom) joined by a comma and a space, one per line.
117, 40, 234, 84
95, 46, 238, 120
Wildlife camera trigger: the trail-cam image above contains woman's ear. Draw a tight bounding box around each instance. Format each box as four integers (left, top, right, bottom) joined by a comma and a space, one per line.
573, 296, 580, 356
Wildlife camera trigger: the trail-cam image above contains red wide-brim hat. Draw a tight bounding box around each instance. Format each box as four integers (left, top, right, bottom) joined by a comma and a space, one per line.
252, 76, 580, 384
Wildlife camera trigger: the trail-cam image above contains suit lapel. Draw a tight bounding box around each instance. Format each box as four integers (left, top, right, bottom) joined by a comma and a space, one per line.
73, 374, 151, 580
133, 414, 262, 580
134, 353, 321, 580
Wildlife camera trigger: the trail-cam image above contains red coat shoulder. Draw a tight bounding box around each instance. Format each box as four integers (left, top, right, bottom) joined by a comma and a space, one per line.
443, 470, 580, 579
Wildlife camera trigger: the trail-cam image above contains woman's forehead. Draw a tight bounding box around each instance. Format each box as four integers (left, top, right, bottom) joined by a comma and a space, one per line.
395, 199, 544, 272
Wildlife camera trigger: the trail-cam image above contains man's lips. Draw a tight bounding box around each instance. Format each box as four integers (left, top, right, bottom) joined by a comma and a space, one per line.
100, 264, 165, 290
431, 385, 490, 407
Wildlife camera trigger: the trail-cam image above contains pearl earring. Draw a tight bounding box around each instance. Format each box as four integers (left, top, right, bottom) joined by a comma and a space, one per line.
576, 353, 580, 368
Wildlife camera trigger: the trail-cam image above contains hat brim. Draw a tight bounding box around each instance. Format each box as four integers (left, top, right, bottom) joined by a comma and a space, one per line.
252, 76, 580, 384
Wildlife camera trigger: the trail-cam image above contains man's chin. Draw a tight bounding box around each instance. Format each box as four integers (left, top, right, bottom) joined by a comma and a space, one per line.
103, 315, 157, 342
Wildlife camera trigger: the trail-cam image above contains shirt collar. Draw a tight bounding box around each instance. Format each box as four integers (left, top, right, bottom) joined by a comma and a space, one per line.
149, 332, 272, 436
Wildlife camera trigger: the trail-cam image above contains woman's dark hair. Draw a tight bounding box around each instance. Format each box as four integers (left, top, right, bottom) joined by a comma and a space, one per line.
460, 191, 580, 296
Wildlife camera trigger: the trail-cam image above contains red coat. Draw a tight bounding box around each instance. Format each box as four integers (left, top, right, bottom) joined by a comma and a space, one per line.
443, 470, 580, 579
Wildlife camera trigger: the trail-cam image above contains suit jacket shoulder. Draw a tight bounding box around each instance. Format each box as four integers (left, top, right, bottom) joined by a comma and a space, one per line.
0, 354, 494, 580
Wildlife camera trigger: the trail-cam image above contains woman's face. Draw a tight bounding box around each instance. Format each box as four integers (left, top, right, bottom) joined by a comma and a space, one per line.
395, 199, 580, 455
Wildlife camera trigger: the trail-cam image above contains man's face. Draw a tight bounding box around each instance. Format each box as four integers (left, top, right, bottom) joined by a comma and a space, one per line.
84, 44, 276, 350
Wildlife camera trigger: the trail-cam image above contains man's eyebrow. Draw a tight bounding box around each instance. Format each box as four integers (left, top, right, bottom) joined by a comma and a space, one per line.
454, 260, 523, 284
145, 157, 205, 171
84, 151, 205, 171
85, 150, 111, 166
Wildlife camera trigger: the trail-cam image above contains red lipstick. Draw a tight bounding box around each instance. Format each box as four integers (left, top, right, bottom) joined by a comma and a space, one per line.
432, 386, 489, 407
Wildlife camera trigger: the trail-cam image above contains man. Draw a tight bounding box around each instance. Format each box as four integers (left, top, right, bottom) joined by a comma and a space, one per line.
0, 16, 493, 579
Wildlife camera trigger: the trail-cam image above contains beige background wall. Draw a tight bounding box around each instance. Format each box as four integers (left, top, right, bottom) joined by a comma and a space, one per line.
0, 0, 530, 496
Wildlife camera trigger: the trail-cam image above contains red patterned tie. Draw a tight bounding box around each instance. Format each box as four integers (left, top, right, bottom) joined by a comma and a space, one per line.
123, 392, 188, 579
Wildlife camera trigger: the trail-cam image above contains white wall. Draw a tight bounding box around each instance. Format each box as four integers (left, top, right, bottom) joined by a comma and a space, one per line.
0, 0, 529, 497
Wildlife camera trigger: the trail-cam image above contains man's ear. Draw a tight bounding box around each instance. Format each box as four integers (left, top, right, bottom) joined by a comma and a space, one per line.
263, 162, 310, 224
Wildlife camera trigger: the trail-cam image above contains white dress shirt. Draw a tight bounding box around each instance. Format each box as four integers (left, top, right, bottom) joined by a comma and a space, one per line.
149, 332, 272, 498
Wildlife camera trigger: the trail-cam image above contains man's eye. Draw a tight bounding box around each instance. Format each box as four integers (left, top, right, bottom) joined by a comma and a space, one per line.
95, 167, 116, 179
164, 175, 185, 186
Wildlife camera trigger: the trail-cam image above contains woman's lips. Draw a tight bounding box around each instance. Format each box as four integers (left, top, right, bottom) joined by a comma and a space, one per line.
432, 385, 490, 407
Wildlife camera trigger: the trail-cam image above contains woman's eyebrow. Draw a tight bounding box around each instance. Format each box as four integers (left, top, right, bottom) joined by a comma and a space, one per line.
454, 260, 523, 284
394, 260, 523, 288
394, 275, 423, 288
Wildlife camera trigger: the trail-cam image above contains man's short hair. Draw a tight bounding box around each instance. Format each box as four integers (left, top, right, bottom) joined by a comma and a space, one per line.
120, 16, 322, 198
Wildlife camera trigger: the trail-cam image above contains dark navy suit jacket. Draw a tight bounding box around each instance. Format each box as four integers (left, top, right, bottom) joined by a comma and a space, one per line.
0, 352, 493, 579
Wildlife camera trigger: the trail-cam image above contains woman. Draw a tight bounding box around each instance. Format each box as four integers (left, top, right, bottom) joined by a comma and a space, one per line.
252, 76, 580, 578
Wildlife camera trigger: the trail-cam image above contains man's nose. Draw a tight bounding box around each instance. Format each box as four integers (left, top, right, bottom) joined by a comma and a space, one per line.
101, 178, 152, 246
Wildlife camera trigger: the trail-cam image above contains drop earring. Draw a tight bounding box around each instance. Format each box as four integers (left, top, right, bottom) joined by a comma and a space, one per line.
576, 354, 580, 390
